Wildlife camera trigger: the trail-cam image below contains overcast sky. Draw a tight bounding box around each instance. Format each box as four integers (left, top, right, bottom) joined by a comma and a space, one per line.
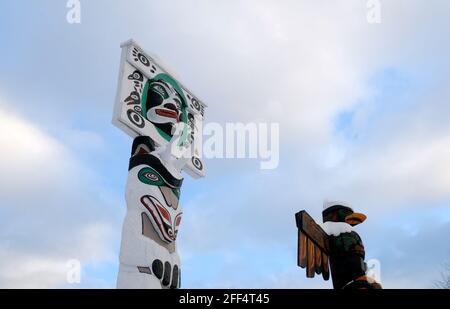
1, 0, 450, 288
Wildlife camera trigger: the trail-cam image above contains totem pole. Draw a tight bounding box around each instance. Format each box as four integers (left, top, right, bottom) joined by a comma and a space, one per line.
295, 201, 382, 289
112, 40, 206, 288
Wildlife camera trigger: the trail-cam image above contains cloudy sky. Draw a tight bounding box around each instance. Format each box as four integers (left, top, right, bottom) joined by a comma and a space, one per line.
1, 0, 450, 288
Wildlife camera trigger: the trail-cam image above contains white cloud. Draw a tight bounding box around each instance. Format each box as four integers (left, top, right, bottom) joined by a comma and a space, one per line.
0, 222, 113, 289
0, 102, 119, 288
166, 0, 450, 288
2, 0, 450, 289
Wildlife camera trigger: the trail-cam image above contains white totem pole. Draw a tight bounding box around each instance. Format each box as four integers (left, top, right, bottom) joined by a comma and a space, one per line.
112, 40, 206, 288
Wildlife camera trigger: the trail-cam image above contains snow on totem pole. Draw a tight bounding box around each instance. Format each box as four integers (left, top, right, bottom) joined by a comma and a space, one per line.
112, 40, 206, 288
295, 200, 382, 289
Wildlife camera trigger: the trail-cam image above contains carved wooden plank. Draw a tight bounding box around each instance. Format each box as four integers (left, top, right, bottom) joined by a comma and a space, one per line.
298, 231, 307, 268
306, 238, 315, 278
315, 247, 322, 274
322, 252, 330, 281
295, 210, 330, 254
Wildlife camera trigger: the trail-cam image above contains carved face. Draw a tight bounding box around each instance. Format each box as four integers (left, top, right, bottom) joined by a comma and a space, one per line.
136, 166, 182, 243
143, 78, 184, 130
140, 75, 189, 141
126, 147, 183, 245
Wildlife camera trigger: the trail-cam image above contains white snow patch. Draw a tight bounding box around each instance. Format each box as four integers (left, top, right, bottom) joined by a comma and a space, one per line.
321, 221, 354, 236
323, 199, 353, 211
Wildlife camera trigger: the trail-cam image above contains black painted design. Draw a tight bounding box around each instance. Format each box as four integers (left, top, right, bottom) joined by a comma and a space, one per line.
137, 266, 151, 274
132, 47, 150, 67
131, 136, 156, 156
129, 154, 183, 188
187, 113, 195, 144
152, 259, 163, 279
127, 109, 145, 128
187, 113, 195, 124
191, 98, 201, 111
123, 69, 146, 130
131, 47, 157, 74
189, 97, 204, 116
191, 156, 203, 171
124, 91, 140, 106
162, 261, 171, 286
128, 70, 144, 82
170, 265, 179, 289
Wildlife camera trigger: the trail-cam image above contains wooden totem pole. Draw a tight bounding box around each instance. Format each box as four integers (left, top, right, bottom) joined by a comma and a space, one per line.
112, 40, 206, 288
295, 201, 382, 289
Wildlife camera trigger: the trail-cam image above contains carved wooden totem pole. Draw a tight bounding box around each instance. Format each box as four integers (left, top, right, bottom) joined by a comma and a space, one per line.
112, 40, 206, 288
295, 201, 382, 289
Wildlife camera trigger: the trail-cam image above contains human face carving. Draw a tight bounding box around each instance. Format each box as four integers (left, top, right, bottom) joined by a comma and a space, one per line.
135, 166, 182, 244
145, 80, 182, 125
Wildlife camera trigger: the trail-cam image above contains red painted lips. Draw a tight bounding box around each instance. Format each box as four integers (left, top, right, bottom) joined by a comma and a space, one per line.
155, 108, 178, 120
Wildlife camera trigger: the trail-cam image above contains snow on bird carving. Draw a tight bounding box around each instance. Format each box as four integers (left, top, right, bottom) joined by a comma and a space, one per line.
295, 200, 382, 289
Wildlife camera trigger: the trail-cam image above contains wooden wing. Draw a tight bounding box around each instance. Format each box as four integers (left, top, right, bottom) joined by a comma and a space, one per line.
295, 210, 330, 280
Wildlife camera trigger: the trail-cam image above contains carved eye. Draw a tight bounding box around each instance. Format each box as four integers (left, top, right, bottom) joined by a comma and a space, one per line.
138, 168, 165, 186
175, 216, 182, 226
157, 205, 171, 222
173, 98, 182, 110
151, 83, 168, 99
144, 172, 159, 182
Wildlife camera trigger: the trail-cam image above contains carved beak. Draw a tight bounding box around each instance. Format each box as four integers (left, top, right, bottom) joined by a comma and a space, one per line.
345, 212, 367, 226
